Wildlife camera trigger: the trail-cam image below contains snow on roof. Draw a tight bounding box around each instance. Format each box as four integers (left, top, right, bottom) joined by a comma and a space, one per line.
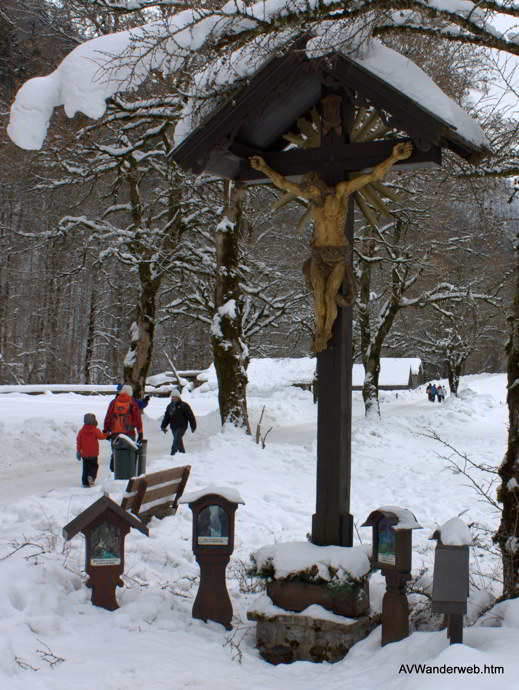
430, 516, 472, 545
197, 356, 422, 388
198, 358, 317, 387
352, 358, 422, 387
0, 357, 421, 395
355, 42, 488, 151
376, 506, 422, 530
8, 5, 489, 154
306, 24, 489, 151
179, 486, 245, 505
174, 20, 490, 152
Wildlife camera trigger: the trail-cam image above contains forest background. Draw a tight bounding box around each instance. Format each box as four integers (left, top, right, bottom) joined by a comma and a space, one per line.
0, 0, 518, 406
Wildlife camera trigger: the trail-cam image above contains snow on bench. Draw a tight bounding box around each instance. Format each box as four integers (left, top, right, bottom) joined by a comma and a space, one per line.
121, 465, 191, 522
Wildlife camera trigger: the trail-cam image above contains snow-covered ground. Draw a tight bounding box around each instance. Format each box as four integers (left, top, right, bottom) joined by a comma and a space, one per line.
0, 369, 516, 689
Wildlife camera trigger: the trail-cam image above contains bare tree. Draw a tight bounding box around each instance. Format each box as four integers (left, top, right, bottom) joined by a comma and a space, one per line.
411, 305, 501, 395
48, 104, 197, 397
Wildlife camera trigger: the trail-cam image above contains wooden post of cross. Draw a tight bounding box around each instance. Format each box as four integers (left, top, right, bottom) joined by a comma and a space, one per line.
311, 87, 355, 547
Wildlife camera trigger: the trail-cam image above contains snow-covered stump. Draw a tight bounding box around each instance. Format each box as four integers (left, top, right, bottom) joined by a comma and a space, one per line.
247, 603, 381, 665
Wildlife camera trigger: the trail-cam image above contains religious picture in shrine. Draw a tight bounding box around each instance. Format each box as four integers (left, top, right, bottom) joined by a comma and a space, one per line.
91, 521, 122, 566
197, 505, 229, 545
378, 516, 396, 566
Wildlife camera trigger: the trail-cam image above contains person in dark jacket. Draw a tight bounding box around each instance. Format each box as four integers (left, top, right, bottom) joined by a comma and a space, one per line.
161, 389, 196, 456
76, 413, 110, 487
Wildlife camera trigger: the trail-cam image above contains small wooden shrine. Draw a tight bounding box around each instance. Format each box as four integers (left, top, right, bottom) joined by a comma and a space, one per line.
63, 495, 149, 610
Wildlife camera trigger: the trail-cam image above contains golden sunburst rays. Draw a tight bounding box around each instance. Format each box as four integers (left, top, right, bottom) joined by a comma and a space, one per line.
271, 106, 404, 229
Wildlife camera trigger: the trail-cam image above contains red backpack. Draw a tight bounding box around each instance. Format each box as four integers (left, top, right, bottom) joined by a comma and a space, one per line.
113, 398, 133, 434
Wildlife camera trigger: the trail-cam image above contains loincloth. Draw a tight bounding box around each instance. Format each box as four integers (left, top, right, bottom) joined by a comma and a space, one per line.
308, 245, 350, 277
302, 244, 356, 305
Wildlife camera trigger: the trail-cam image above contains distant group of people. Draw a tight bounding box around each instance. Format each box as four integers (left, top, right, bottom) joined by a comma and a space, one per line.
75, 384, 196, 488
426, 383, 446, 403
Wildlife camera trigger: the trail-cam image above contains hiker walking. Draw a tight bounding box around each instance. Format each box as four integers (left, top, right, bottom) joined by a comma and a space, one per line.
113, 383, 151, 411
103, 384, 143, 470
76, 413, 110, 487
161, 389, 196, 456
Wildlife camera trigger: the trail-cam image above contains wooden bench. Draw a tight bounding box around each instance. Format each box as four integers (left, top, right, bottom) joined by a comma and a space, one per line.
121, 465, 191, 522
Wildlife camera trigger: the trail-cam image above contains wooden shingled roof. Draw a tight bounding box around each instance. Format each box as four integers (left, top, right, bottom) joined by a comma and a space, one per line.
62, 495, 149, 540
172, 49, 490, 181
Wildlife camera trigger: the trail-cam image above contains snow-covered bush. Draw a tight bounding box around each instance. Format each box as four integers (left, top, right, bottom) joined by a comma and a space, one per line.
248, 541, 372, 593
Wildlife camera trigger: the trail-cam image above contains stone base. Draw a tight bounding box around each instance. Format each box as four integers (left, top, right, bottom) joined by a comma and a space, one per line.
247, 606, 382, 665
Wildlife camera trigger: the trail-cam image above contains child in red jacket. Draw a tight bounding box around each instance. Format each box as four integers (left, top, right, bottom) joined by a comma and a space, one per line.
76, 413, 110, 487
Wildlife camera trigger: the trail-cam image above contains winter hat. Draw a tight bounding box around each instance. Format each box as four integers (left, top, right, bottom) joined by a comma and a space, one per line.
121, 384, 133, 396
116, 383, 123, 392
170, 388, 181, 398
84, 413, 97, 426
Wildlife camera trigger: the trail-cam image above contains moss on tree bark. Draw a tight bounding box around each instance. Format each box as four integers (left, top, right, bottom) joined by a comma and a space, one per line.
495, 233, 519, 599
123, 262, 159, 399
212, 180, 251, 432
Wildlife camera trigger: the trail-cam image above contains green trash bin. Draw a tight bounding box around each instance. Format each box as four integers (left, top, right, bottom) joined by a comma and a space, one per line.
112, 435, 138, 480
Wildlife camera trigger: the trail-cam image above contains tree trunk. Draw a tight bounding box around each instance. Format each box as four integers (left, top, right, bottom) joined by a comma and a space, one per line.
212, 180, 250, 432
123, 264, 159, 399
447, 362, 462, 397
358, 221, 406, 417
357, 229, 381, 416
83, 285, 97, 384
362, 351, 381, 417
495, 233, 519, 599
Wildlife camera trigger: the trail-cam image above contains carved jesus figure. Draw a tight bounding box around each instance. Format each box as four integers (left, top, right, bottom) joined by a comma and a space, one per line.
250, 141, 413, 352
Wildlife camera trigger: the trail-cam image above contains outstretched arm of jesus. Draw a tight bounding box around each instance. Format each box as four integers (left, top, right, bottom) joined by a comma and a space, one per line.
336, 141, 413, 198
249, 155, 312, 200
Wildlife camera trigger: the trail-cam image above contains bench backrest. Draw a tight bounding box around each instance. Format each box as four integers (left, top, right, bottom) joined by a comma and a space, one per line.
121, 465, 191, 519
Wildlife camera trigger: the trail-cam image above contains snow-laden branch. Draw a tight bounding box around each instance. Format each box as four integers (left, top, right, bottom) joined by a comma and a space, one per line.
399, 283, 501, 308
91, 0, 190, 12
8, 0, 515, 150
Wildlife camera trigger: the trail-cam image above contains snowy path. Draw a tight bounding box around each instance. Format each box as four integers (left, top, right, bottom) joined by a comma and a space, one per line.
0, 376, 506, 503
0, 373, 514, 690
0, 397, 201, 501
